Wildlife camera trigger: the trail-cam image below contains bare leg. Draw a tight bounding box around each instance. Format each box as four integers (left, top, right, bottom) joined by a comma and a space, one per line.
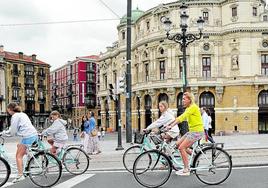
178, 139, 195, 171
16, 144, 26, 176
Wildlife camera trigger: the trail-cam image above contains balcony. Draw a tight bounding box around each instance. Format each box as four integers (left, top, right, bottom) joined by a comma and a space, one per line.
12, 82, 21, 88
38, 84, 45, 89
24, 109, 35, 115
38, 97, 46, 103
11, 70, 20, 76
25, 96, 35, 103
38, 72, 46, 79
25, 83, 34, 88
12, 96, 21, 102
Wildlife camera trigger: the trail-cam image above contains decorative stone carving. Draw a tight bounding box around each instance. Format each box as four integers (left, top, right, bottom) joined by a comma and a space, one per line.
231, 54, 239, 70
167, 87, 176, 103
191, 86, 199, 102
216, 86, 224, 104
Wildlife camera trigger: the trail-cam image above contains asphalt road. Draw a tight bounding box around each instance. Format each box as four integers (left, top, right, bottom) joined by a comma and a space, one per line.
4, 166, 268, 188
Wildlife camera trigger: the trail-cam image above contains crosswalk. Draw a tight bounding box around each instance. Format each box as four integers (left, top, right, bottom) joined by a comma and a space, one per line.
1, 173, 95, 188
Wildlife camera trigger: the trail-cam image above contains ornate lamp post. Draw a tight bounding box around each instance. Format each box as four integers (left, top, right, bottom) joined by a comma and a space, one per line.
161, 3, 204, 135
161, 3, 205, 92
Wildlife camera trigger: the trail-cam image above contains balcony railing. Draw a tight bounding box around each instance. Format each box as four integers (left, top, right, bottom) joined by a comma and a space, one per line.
12, 82, 21, 87
38, 84, 45, 89
25, 96, 35, 102
38, 97, 46, 103
12, 96, 21, 102
25, 83, 34, 88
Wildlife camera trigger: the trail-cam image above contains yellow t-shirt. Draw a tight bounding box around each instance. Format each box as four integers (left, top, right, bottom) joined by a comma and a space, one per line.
176, 103, 204, 133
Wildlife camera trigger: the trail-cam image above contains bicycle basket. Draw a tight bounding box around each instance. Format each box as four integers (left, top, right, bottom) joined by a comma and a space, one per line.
150, 135, 163, 145
134, 132, 145, 144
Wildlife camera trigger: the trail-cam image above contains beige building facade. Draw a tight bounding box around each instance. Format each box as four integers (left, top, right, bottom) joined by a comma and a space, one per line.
98, 0, 268, 135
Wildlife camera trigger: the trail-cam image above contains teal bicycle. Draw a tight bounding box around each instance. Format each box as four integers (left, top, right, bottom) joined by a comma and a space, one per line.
123, 131, 158, 173
133, 134, 232, 188
38, 135, 90, 175
0, 135, 62, 187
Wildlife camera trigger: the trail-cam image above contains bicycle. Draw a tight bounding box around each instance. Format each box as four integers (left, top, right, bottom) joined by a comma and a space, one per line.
38, 134, 90, 175
123, 130, 160, 173
133, 134, 232, 188
0, 135, 62, 187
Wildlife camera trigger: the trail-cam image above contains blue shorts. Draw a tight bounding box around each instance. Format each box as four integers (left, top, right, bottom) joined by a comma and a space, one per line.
21, 135, 38, 146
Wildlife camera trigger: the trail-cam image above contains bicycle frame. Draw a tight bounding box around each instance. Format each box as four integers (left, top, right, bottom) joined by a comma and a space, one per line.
0, 138, 47, 176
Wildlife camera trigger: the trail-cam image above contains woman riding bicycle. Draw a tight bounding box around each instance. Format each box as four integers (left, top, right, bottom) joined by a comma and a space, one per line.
41, 111, 68, 155
144, 101, 180, 142
169, 92, 204, 176
5, 102, 38, 183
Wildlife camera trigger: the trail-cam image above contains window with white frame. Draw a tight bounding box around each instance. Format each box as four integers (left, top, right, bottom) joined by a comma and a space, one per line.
232, 7, 237, 17
160, 60, 165, 80
145, 64, 149, 82
202, 57, 211, 78
261, 54, 268, 76
253, 7, 257, 16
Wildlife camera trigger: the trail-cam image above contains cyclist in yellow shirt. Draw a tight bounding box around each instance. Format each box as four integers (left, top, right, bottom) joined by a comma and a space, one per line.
168, 92, 204, 176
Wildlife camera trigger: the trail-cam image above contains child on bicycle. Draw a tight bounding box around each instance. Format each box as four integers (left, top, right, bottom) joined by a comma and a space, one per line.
42, 111, 68, 155
144, 101, 180, 142
5, 102, 38, 183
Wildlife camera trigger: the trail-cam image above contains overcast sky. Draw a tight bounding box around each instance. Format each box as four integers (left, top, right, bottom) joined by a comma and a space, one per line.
0, 0, 267, 70
0, 0, 173, 70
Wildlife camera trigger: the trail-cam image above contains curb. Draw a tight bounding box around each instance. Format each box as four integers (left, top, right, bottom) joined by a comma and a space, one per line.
86, 163, 268, 172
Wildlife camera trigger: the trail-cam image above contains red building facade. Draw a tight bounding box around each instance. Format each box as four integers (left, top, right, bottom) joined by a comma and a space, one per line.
50, 55, 100, 127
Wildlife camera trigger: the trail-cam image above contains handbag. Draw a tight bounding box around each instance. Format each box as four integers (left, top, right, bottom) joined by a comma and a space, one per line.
91, 129, 98, 136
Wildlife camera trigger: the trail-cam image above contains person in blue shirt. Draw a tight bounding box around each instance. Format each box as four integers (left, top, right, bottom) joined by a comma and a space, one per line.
83, 112, 100, 154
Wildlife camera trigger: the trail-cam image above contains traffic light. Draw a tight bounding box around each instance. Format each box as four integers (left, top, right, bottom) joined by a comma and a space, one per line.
108, 84, 116, 101
118, 76, 126, 94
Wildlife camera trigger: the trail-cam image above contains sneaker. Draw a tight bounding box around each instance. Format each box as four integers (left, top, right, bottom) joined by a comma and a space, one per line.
175, 169, 190, 176
12, 175, 25, 183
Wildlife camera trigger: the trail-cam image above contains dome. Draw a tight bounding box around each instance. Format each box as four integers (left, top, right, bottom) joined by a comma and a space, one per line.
120, 7, 144, 25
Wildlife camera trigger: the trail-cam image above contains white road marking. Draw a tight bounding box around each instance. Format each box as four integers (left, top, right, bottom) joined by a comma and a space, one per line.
53, 174, 95, 188
2, 182, 13, 187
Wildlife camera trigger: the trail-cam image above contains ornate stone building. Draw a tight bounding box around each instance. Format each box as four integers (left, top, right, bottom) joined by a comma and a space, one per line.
0, 45, 50, 129
98, 0, 268, 134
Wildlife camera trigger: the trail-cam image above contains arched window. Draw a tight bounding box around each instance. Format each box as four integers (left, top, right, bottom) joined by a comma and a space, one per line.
258, 90, 268, 107
200, 92, 215, 107
144, 95, 152, 110
158, 93, 168, 103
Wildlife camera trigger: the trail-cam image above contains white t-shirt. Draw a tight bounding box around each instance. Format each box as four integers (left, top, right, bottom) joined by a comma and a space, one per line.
208, 116, 212, 129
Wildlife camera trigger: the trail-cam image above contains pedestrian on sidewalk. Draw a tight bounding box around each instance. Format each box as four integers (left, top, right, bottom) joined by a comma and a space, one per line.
101, 127, 105, 140
201, 107, 215, 143
205, 108, 214, 141
73, 127, 79, 141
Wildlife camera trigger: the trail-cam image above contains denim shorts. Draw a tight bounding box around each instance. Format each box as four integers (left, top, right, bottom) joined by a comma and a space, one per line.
21, 135, 38, 146
182, 132, 204, 142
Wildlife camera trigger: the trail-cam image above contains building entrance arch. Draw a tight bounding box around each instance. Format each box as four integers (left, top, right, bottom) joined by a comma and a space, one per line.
199, 91, 215, 133
258, 90, 268, 134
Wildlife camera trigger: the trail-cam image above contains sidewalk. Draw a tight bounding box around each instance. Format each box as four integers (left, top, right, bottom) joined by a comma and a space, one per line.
2, 132, 268, 171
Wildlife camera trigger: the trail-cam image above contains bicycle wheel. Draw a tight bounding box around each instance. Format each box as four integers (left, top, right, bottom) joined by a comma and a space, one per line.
0, 157, 10, 187
63, 147, 89, 175
133, 149, 172, 188
27, 152, 62, 187
193, 147, 232, 185
123, 145, 146, 173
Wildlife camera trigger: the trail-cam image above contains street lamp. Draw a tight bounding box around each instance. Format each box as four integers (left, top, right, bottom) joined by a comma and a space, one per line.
161, 3, 205, 92
161, 3, 204, 135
